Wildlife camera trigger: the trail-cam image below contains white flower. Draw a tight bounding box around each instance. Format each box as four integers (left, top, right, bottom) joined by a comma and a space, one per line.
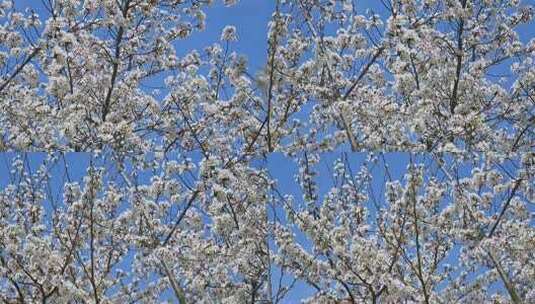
220, 25, 238, 41
223, 0, 239, 6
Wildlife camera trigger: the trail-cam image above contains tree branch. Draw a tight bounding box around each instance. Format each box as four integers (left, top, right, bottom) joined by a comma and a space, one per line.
0, 47, 41, 93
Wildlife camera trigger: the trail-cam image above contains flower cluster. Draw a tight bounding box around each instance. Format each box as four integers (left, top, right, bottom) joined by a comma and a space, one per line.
0, 0, 533, 303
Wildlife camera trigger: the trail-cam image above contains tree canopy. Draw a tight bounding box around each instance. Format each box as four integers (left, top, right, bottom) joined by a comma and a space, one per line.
0, 0, 533, 303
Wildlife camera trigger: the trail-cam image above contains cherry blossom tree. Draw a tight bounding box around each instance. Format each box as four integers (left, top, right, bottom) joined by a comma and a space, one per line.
1, 0, 532, 152
0, 0, 534, 303
275, 152, 534, 303
1, 152, 533, 303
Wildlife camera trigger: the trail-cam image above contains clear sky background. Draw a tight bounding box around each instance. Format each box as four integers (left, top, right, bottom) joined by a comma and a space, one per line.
3, 0, 535, 302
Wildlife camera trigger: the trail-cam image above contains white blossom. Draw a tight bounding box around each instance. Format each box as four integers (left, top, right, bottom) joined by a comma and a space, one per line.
220, 25, 238, 42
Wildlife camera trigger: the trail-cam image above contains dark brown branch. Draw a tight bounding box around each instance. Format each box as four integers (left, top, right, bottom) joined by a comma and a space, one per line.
340, 47, 385, 151
342, 47, 385, 101
487, 179, 522, 238
102, 0, 131, 122
0, 47, 41, 93
487, 251, 521, 304
450, 0, 467, 114
162, 189, 200, 247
